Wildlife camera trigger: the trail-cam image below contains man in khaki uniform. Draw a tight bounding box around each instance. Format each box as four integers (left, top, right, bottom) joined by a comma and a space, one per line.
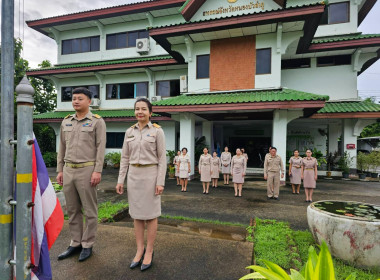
264, 147, 284, 200
56, 87, 106, 262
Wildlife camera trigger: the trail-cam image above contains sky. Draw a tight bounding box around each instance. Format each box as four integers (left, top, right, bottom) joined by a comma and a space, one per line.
2, 0, 380, 101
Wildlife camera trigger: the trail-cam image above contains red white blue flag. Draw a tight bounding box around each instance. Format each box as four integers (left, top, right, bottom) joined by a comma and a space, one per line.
31, 137, 64, 279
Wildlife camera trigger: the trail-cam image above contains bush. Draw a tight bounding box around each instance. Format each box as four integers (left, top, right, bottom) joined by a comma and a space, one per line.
42, 152, 57, 167
104, 152, 121, 166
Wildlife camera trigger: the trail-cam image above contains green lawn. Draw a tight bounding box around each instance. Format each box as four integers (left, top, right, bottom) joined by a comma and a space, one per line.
98, 201, 129, 222
247, 218, 380, 280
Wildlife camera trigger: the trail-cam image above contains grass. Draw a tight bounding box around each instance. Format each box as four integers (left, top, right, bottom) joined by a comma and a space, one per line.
98, 201, 129, 222
247, 218, 380, 280
160, 214, 247, 227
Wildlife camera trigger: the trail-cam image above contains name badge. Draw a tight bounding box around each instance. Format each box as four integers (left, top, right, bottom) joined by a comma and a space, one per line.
65, 124, 72, 126
83, 122, 93, 127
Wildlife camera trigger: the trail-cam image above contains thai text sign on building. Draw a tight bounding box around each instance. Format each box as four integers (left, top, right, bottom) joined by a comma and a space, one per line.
203, 0, 265, 17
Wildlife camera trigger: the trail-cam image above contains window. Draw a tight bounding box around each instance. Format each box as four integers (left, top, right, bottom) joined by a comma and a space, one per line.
106, 30, 149, 50
256, 48, 271, 74
61, 36, 100, 55
61, 85, 99, 102
320, 2, 349, 25
106, 82, 148, 99
156, 80, 180, 97
106, 132, 125, 148
281, 58, 311, 69
317, 55, 351, 67
196, 55, 210, 79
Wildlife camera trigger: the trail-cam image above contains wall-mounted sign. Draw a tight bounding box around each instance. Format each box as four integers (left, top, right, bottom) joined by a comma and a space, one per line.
346, 144, 356, 149
203, 1, 265, 17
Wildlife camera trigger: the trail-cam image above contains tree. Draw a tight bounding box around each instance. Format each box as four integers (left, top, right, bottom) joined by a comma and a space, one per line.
360, 98, 380, 138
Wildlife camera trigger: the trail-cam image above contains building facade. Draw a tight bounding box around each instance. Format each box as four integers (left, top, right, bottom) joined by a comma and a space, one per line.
27, 0, 380, 178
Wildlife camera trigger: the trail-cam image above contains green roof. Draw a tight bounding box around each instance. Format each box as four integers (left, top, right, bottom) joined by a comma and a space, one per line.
28, 56, 173, 72
312, 34, 380, 44
151, 2, 325, 29
178, 0, 191, 12
152, 89, 329, 106
34, 110, 161, 120
317, 101, 380, 113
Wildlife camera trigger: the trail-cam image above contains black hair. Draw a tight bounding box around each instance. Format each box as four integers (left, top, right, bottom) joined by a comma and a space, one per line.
182, 147, 188, 152
306, 149, 312, 153
271, 147, 277, 151
203, 147, 208, 151
72, 87, 92, 99
293, 149, 299, 153
134, 98, 153, 114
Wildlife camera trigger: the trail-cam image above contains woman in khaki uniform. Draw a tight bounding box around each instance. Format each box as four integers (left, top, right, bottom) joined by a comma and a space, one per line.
289, 149, 302, 194
177, 147, 191, 192
221, 147, 231, 185
301, 149, 318, 203
199, 147, 212, 194
231, 148, 247, 197
211, 151, 221, 188
116, 98, 166, 272
173, 150, 181, 186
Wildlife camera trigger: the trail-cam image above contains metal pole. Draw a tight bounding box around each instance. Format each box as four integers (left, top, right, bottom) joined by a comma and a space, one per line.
15, 77, 34, 280
0, 0, 15, 279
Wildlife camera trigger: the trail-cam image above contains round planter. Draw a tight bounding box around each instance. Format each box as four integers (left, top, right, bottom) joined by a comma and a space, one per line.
326, 171, 332, 177
56, 191, 67, 216
358, 173, 366, 180
342, 172, 349, 179
366, 171, 372, 177
370, 172, 378, 179
307, 201, 380, 269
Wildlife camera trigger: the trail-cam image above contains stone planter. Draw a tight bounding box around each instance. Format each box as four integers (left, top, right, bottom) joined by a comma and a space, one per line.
358, 173, 366, 180
56, 191, 67, 216
307, 201, 380, 269
342, 172, 349, 179
370, 172, 378, 178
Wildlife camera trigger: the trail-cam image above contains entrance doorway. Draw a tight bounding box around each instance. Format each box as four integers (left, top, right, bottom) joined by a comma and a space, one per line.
229, 137, 271, 168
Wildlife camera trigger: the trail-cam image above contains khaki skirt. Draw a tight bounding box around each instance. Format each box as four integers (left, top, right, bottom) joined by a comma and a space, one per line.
127, 165, 161, 220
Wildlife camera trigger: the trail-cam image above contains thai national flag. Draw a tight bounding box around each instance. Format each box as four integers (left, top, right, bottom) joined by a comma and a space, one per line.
31, 137, 64, 280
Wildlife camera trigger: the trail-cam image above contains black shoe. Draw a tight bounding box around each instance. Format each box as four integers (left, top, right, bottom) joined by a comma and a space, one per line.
141, 252, 154, 271
267, 197, 272, 200
274, 197, 279, 200
78, 247, 92, 262
130, 248, 145, 269
58, 245, 82, 260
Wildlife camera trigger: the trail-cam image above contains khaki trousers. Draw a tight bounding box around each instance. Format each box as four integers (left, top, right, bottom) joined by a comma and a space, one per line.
267, 171, 280, 198
63, 165, 97, 248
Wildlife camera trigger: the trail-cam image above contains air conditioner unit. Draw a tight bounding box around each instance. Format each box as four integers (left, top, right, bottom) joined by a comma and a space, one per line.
90, 98, 101, 108
180, 75, 188, 93
150, 96, 162, 103
136, 38, 150, 54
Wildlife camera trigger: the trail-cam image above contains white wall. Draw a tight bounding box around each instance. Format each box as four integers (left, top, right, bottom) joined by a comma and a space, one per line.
281, 58, 358, 100
187, 41, 210, 93
255, 33, 281, 89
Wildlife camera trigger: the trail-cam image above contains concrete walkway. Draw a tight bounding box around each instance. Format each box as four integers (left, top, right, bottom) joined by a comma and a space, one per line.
47, 168, 380, 279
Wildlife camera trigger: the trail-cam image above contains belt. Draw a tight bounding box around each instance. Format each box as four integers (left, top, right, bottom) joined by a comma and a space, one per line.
131, 164, 157, 167
202, 164, 210, 166
65, 162, 95, 168
305, 168, 314, 170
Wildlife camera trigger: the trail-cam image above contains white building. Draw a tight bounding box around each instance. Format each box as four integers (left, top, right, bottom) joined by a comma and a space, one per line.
28, 0, 380, 179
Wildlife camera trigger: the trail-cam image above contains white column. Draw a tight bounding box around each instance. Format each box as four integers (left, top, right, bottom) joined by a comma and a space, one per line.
328, 123, 341, 154
48, 123, 61, 153
342, 119, 357, 169
180, 113, 195, 177
160, 121, 176, 152
272, 109, 303, 183
202, 121, 213, 150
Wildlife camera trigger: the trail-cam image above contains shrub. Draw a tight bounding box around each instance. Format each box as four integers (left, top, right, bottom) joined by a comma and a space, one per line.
42, 152, 57, 167
104, 152, 121, 166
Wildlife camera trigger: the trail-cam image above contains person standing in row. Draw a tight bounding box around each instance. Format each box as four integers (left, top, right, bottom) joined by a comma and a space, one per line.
289, 149, 302, 194
199, 147, 212, 194
211, 151, 221, 188
241, 148, 249, 163
301, 149, 318, 203
173, 150, 181, 186
178, 148, 191, 192
116, 98, 166, 272
221, 146, 232, 185
264, 147, 284, 200
231, 148, 246, 197
265, 146, 272, 160
56, 87, 106, 262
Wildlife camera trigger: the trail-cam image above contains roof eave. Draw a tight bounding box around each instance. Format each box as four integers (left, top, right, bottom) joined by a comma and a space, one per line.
181, 0, 207, 21
358, 0, 377, 26
311, 112, 380, 119
308, 37, 380, 52
33, 116, 172, 123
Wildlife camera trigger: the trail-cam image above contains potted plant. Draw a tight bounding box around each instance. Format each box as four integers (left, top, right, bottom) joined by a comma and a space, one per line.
338, 151, 353, 179
356, 152, 367, 180
369, 151, 380, 178
166, 150, 176, 167
168, 165, 176, 178
325, 151, 338, 178
105, 152, 121, 169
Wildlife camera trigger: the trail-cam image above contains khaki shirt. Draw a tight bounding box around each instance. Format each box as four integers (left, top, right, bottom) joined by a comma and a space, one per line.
57, 111, 106, 173
264, 154, 284, 174
117, 122, 166, 186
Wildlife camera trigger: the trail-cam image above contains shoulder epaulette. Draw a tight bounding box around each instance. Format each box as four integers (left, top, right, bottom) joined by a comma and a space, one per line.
153, 123, 161, 128
130, 123, 138, 128
64, 114, 72, 119
93, 114, 101, 119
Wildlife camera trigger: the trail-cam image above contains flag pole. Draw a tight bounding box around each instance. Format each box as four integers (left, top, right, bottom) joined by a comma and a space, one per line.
0, 0, 15, 279
14, 77, 35, 280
